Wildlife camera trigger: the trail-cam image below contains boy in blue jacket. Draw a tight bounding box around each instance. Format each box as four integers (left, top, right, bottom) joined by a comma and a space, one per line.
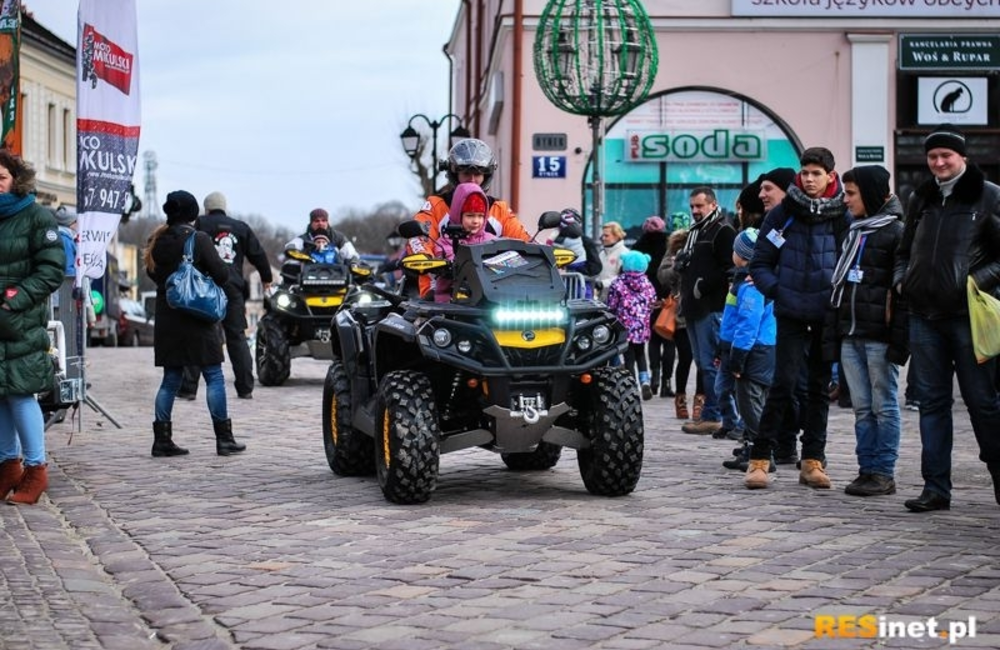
715, 229, 778, 486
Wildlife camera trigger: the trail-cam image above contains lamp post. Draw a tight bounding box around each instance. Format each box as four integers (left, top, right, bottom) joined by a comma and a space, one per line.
400, 113, 471, 194
534, 0, 658, 239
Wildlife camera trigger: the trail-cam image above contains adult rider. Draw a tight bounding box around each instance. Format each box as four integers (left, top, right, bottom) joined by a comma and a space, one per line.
407, 138, 530, 296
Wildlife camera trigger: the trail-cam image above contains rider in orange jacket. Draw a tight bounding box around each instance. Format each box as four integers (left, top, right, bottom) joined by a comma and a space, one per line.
407, 138, 530, 295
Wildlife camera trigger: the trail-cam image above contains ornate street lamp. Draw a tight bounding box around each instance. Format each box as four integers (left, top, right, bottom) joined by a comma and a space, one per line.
400, 113, 471, 193
534, 0, 658, 238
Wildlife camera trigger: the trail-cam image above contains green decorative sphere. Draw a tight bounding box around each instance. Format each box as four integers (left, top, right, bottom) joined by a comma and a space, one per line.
534, 0, 658, 117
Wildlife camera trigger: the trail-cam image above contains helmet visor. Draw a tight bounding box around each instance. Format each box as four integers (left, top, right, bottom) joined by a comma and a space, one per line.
455, 165, 490, 176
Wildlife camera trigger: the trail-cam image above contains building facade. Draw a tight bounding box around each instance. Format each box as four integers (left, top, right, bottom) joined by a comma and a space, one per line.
19, 12, 76, 207
444, 0, 1000, 235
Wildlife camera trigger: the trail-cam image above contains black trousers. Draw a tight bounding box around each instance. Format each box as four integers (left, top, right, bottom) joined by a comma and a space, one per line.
750, 317, 831, 461
180, 295, 253, 397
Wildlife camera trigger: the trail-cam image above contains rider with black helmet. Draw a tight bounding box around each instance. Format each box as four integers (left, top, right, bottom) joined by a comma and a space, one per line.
407, 138, 530, 296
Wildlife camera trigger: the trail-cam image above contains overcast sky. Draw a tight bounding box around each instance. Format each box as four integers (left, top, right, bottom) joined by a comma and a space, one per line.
23, 0, 462, 233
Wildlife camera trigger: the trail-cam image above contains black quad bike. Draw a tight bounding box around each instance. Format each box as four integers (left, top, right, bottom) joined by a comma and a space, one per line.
255, 246, 373, 386
322, 213, 644, 504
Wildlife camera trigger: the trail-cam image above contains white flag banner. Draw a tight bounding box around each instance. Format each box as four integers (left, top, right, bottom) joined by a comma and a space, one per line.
76, 0, 140, 283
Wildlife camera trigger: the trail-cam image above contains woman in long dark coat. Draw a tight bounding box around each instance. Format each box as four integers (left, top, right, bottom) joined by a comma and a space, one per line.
144, 190, 245, 457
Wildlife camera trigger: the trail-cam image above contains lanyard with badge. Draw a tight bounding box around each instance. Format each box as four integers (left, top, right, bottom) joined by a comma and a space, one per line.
847, 235, 866, 283
766, 216, 795, 248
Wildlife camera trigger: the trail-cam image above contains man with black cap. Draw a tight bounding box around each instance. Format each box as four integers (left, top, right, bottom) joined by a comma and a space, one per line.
178, 191, 273, 401
757, 167, 796, 215
893, 124, 1000, 512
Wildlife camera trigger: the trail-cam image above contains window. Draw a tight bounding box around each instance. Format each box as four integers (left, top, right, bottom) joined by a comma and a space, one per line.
47, 103, 57, 163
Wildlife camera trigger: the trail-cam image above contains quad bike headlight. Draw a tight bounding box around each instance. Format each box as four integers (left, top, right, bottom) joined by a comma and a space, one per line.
432, 328, 453, 348
276, 293, 293, 309
492, 305, 567, 326
575, 336, 592, 351
592, 324, 611, 345
457, 339, 472, 354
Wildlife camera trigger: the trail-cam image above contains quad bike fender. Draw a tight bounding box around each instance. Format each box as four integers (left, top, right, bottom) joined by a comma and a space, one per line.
373, 312, 422, 378
331, 309, 364, 377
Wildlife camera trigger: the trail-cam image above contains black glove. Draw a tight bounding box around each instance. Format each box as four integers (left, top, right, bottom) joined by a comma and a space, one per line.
673, 250, 692, 273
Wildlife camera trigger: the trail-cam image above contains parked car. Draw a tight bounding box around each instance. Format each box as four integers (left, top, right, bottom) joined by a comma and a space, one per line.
118, 297, 155, 347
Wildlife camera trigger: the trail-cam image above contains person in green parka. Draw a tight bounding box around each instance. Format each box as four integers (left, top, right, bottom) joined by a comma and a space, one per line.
0, 150, 65, 505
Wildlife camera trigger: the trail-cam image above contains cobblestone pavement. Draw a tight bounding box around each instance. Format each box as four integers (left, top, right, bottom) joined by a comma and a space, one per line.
2, 347, 999, 650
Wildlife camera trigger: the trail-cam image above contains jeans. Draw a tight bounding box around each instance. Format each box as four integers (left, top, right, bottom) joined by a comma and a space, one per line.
840, 338, 901, 478
687, 312, 724, 422
181, 296, 254, 397
909, 315, 1000, 498
714, 347, 743, 432
155, 365, 229, 423
0, 395, 46, 466
751, 317, 830, 461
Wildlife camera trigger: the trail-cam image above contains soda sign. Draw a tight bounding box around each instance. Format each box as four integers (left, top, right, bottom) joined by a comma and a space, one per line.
625, 129, 767, 163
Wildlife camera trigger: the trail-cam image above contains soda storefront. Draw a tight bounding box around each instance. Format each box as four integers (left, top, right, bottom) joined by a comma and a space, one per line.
589, 88, 803, 235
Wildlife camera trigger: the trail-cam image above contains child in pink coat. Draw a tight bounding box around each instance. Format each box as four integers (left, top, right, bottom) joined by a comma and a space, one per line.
607, 250, 657, 399
434, 183, 497, 302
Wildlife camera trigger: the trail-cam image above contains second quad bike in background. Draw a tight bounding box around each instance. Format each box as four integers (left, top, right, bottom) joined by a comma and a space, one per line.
255, 242, 372, 386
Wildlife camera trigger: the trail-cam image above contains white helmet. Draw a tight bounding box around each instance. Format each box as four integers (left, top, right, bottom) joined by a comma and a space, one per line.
446, 138, 497, 191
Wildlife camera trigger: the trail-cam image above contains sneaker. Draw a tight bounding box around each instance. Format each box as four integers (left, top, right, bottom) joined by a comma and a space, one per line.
844, 473, 872, 495
681, 419, 722, 435
712, 426, 734, 440
845, 474, 896, 496
724, 444, 750, 470
641, 383, 653, 401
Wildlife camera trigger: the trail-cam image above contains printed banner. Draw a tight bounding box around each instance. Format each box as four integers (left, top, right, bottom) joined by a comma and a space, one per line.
0, 0, 20, 151
731, 0, 998, 18
76, 0, 140, 282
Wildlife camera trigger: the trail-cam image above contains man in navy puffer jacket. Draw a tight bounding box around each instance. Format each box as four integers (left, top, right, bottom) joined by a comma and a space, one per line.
747, 147, 851, 489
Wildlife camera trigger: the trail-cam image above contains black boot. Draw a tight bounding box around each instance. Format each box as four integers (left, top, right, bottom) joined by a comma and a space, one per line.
213, 419, 246, 456
151, 421, 189, 457
989, 463, 1000, 506
659, 379, 675, 398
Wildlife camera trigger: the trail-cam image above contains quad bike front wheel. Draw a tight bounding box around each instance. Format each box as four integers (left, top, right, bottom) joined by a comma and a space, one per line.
322, 360, 374, 476
375, 370, 441, 504
255, 313, 290, 386
577, 366, 644, 496
501, 442, 562, 471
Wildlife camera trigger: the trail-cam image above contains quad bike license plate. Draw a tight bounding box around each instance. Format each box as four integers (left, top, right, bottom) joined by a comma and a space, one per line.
511, 394, 547, 417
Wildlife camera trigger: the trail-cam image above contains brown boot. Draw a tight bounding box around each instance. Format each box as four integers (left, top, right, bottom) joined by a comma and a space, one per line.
674, 394, 689, 420
692, 394, 705, 421
0, 458, 24, 499
745, 459, 771, 489
799, 459, 831, 489
7, 463, 48, 505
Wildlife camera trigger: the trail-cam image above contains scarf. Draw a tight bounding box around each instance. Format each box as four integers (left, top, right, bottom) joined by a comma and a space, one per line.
0, 192, 36, 218
830, 210, 899, 308
681, 208, 724, 256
